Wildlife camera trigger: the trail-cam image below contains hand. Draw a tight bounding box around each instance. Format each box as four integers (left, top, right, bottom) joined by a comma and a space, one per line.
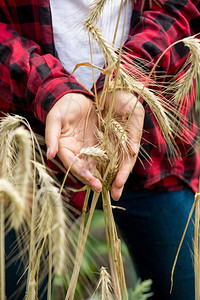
99, 89, 145, 200
45, 93, 102, 192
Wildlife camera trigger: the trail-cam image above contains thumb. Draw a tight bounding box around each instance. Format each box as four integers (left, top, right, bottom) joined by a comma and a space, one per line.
45, 113, 61, 160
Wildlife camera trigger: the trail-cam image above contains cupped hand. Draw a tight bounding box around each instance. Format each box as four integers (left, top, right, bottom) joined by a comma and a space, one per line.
45, 93, 102, 192
99, 89, 145, 200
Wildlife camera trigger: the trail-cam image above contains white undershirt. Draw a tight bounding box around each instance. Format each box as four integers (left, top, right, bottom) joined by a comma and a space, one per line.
49, 0, 132, 89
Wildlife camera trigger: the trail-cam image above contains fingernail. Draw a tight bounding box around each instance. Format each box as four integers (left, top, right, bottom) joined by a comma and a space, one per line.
132, 143, 140, 155
84, 170, 93, 182
94, 188, 102, 193
112, 187, 123, 201
47, 147, 51, 160
94, 181, 102, 193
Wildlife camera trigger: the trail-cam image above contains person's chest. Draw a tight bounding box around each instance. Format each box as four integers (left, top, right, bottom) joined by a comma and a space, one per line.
49, 0, 133, 88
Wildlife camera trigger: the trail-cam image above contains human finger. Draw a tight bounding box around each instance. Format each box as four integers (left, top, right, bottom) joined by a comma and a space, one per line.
45, 112, 61, 160
110, 105, 143, 200
58, 145, 102, 193
110, 148, 138, 200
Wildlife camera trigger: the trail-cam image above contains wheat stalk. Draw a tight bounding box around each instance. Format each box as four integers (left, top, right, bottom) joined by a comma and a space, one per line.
76, 115, 129, 298
24, 272, 36, 300
65, 191, 100, 300
170, 195, 197, 293
102, 188, 128, 299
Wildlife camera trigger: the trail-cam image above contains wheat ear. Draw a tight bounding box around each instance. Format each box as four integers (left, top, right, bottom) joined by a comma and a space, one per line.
95, 117, 130, 190
33, 162, 67, 276
0, 118, 32, 225
85, 0, 108, 24
84, 22, 118, 67
0, 120, 32, 268
84, 14, 175, 150
33, 162, 81, 295
0, 178, 26, 230
0, 115, 21, 179
92, 267, 113, 300
111, 70, 177, 151
9, 127, 32, 198
173, 36, 200, 105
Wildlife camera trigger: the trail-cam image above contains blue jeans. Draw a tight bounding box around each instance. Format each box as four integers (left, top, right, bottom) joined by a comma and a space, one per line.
113, 188, 195, 300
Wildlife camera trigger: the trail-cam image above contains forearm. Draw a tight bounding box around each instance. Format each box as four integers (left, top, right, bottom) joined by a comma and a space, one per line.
123, 0, 200, 84
0, 21, 92, 123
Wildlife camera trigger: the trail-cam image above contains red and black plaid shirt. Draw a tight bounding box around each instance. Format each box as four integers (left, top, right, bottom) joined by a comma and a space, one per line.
0, 0, 199, 197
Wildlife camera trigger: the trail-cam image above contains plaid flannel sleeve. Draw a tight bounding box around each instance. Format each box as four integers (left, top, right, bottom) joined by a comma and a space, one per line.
96, 0, 200, 90
121, 0, 200, 191
0, 8, 92, 124
124, 0, 200, 84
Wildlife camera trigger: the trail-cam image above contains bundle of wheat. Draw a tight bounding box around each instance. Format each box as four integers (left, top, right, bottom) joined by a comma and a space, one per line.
1, 1, 200, 299
67, 1, 200, 299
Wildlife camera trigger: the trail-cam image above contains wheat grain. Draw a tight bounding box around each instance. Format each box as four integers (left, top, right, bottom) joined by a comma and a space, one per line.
110, 119, 127, 146
79, 146, 108, 162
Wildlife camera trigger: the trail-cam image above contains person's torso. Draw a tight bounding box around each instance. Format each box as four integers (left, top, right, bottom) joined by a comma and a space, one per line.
49, 0, 132, 89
